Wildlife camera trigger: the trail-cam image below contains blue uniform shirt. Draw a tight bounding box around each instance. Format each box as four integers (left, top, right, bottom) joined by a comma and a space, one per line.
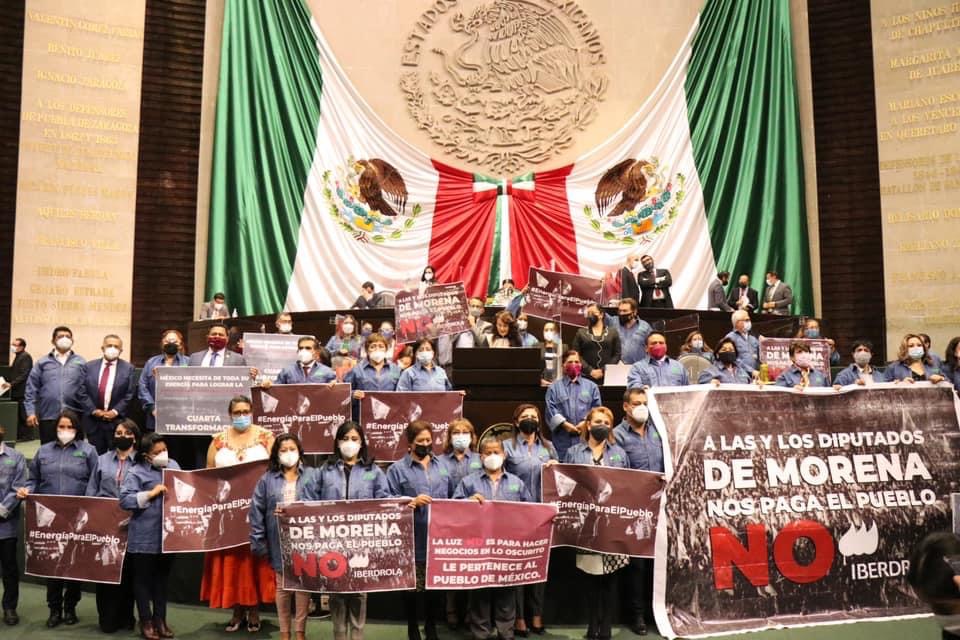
344, 360, 401, 392
386, 454, 453, 562
606, 315, 652, 365
545, 376, 601, 461
503, 436, 556, 502
28, 439, 99, 496
24, 351, 87, 420
519, 332, 540, 348
0, 444, 27, 540
315, 460, 390, 500
627, 356, 689, 389
723, 330, 760, 372
833, 364, 885, 387
697, 363, 753, 384
613, 420, 664, 473
884, 360, 942, 382
774, 366, 831, 387
453, 470, 531, 502
397, 362, 452, 391
119, 459, 182, 554
86, 450, 136, 498
439, 451, 482, 490
248, 466, 319, 571
275, 361, 337, 384
139, 353, 190, 430
563, 442, 630, 468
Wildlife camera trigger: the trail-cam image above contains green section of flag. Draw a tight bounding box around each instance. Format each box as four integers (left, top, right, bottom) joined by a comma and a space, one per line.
206, 0, 322, 314
686, 0, 812, 314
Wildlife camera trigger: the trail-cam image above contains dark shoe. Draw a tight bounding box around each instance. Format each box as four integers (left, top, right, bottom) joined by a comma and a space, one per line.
3, 609, 18, 626
63, 608, 79, 625
141, 619, 160, 640
629, 619, 648, 636
46, 610, 62, 628
530, 626, 546, 635
407, 622, 422, 640
424, 621, 439, 640
155, 617, 175, 638
515, 628, 530, 638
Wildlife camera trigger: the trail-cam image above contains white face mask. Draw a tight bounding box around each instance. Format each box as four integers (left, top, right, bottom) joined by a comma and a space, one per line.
368, 349, 386, 363
417, 351, 433, 365
517, 320, 528, 331
483, 453, 504, 471
279, 450, 300, 468
691, 339, 703, 350
213, 302, 224, 310
151, 451, 170, 468
103, 346, 121, 361
543, 331, 556, 343
277, 323, 292, 334
342, 323, 355, 335
57, 429, 75, 445
55, 336, 73, 351
451, 433, 471, 452
298, 349, 314, 364
631, 405, 649, 424
741, 321, 752, 333
795, 352, 813, 369
339, 440, 361, 459
10, 345, 17, 353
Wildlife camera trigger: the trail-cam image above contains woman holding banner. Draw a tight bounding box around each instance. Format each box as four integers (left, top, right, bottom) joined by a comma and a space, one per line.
201, 396, 276, 633
119, 432, 181, 640
397, 339, 453, 392
138, 330, 189, 432
315, 421, 390, 640
564, 407, 629, 640
504, 404, 556, 636
249, 434, 316, 640
386, 420, 454, 640
326, 314, 363, 368
884, 334, 946, 384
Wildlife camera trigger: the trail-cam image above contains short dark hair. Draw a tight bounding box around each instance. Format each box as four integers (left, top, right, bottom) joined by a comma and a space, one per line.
413, 338, 434, 353
561, 349, 580, 362
405, 419, 433, 444
138, 432, 167, 461
115, 419, 142, 446
329, 421, 374, 466
207, 322, 228, 334
362, 281, 374, 290
213, 292, 225, 300
718, 271, 730, 279
646, 332, 666, 345
714, 337, 739, 357
57, 409, 82, 437
228, 395, 253, 414
789, 341, 811, 357
268, 433, 304, 472
766, 271, 779, 279
297, 336, 319, 350
850, 339, 873, 353
908, 531, 960, 613
51, 326, 72, 339
623, 387, 647, 403
14, 337, 25, 348
618, 297, 638, 312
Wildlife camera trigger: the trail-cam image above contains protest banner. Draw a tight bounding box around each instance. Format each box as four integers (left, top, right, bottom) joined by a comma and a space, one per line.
425, 499, 555, 589
359, 391, 463, 461
394, 282, 470, 342
758, 337, 832, 381
251, 383, 351, 454
542, 464, 662, 557
647, 384, 960, 638
278, 499, 415, 593
25, 495, 128, 584
155, 366, 250, 435
243, 333, 307, 383
524, 267, 602, 327
161, 460, 265, 552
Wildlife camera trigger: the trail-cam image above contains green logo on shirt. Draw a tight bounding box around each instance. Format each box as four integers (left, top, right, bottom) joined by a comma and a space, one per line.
363, 471, 376, 481
509, 483, 520, 492
3, 458, 14, 466
72, 451, 86, 458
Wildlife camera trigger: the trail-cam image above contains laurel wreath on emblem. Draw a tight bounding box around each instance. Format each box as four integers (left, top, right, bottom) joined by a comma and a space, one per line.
583, 157, 686, 246
321, 156, 422, 244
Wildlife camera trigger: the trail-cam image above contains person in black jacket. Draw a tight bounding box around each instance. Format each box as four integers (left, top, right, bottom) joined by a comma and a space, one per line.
908, 532, 960, 639
637, 255, 673, 309
8, 339, 33, 441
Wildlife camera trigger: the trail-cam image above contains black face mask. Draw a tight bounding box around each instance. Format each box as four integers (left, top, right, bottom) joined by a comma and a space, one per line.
738, 281, 748, 288
718, 351, 738, 365
163, 343, 180, 355
113, 436, 135, 451
642, 263, 654, 272
589, 425, 610, 442
619, 313, 634, 325
517, 419, 539, 434
587, 314, 600, 326
413, 444, 431, 459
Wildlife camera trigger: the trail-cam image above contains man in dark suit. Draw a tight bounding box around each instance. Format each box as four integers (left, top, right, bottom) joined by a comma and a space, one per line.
8, 338, 33, 440
618, 255, 641, 304
187, 323, 248, 367
637, 255, 673, 309
708, 271, 733, 311
81, 335, 136, 454
727, 274, 759, 312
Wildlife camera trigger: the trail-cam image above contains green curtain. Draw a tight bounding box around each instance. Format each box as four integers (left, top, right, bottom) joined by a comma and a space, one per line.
206, 0, 321, 315
686, 0, 812, 315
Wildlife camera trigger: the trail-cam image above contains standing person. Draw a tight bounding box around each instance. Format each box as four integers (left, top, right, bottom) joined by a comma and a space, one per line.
604, 298, 651, 365
833, 340, 886, 387
540, 322, 564, 386
467, 298, 494, 343
708, 271, 733, 311
454, 437, 531, 640
7, 338, 32, 441
723, 310, 760, 375
761, 271, 793, 315
637, 255, 673, 309
81, 335, 137, 454
275, 312, 295, 334
397, 339, 454, 392
480, 311, 525, 348
314, 422, 390, 640
503, 405, 556, 637
614, 390, 664, 636
267, 337, 337, 386
188, 323, 248, 367
0, 421, 26, 626
920, 333, 943, 368
249, 434, 316, 640
774, 342, 831, 388
515, 313, 540, 348
618, 254, 642, 304
326, 314, 363, 364
727, 274, 758, 312
386, 420, 454, 640
25, 326, 87, 444
627, 333, 690, 389
138, 330, 190, 432
379, 322, 402, 362
345, 333, 402, 416
419, 265, 437, 294
698, 339, 753, 385
679, 331, 714, 362
86, 419, 141, 633
201, 396, 276, 632
16, 409, 99, 627
563, 407, 629, 640
571, 303, 621, 384
120, 432, 180, 640
795, 318, 840, 365
200, 292, 230, 319
545, 350, 601, 462
942, 337, 960, 388
884, 334, 946, 383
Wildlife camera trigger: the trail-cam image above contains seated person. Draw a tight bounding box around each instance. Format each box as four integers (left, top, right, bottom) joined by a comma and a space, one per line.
795, 318, 839, 365
679, 331, 713, 362
351, 281, 382, 310
200, 292, 229, 320
832, 339, 885, 387
627, 333, 688, 389
884, 333, 945, 383
774, 342, 830, 388
492, 278, 519, 306
480, 311, 524, 348
698, 338, 753, 385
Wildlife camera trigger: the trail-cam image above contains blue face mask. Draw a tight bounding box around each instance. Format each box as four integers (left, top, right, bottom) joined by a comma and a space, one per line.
804, 328, 820, 339
232, 415, 252, 431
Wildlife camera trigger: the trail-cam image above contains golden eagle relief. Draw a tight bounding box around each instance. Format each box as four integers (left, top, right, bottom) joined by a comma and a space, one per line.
595, 159, 656, 218
355, 158, 408, 217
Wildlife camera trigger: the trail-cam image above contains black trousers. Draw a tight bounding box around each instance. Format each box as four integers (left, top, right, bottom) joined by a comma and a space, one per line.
515, 582, 545, 621
583, 571, 617, 639
96, 559, 135, 632
131, 553, 172, 622
0, 537, 18, 611
625, 558, 653, 623
39, 420, 59, 445
47, 578, 82, 612
468, 587, 516, 640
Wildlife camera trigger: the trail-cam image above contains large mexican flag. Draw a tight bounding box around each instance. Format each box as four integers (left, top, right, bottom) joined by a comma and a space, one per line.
207, 0, 811, 314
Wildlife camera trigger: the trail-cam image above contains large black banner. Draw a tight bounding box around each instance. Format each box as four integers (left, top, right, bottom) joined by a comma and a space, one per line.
648, 384, 960, 637
155, 366, 250, 435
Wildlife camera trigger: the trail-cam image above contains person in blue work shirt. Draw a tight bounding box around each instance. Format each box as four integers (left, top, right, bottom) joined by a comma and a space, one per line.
698, 338, 754, 385
386, 419, 454, 640
0, 421, 27, 626
503, 404, 556, 637
613, 389, 664, 636
605, 298, 652, 364
454, 437, 531, 640
138, 330, 190, 432
86, 419, 141, 633
545, 350, 601, 462
884, 333, 946, 384
17, 409, 99, 628
397, 339, 455, 392
564, 407, 629, 467
119, 432, 180, 640
24, 325, 87, 444
627, 333, 689, 389
833, 339, 886, 388
345, 333, 401, 420
797, 318, 840, 365
267, 337, 337, 386
250, 433, 317, 640
515, 313, 540, 348
325, 314, 363, 365
774, 342, 831, 388
723, 310, 760, 374
314, 421, 390, 640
